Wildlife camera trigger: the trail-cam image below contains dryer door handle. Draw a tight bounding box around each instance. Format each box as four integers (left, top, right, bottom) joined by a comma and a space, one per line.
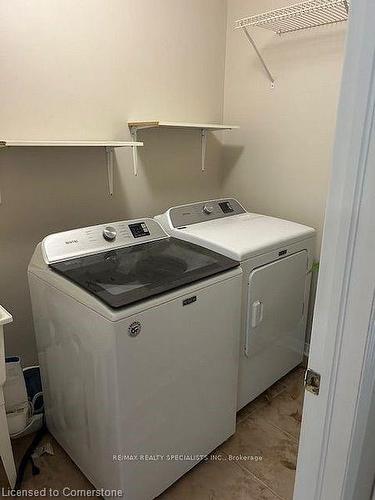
251, 300, 264, 328
245, 300, 264, 357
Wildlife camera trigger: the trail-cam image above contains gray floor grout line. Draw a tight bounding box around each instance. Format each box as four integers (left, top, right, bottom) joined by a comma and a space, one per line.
221, 451, 287, 500
237, 375, 305, 442
236, 385, 290, 424
236, 403, 268, 424
263, 419, 300, 444
239, 368, 305, 415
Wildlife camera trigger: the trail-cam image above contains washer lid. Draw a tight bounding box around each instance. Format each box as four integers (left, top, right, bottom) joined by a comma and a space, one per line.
49, 238, 239, 309
161, 213, 315, 261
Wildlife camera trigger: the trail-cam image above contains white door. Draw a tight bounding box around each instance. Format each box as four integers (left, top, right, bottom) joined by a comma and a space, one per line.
294, 1, 375, 499
246, 251, 306, 385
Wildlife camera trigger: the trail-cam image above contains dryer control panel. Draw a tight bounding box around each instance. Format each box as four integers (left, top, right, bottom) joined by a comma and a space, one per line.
168, 199, 246, 228
42, 218, 167, 263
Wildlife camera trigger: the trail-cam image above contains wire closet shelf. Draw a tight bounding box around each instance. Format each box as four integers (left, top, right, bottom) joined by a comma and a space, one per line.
235, 0, 349, 36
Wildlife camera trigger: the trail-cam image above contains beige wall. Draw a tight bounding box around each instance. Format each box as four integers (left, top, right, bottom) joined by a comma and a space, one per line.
0, 0, 227, 364
222, 0, 346, 257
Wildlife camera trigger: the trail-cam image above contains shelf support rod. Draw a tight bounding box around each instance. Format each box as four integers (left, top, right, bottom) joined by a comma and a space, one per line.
105, 147, 114, 196
201, 129, 207, 172
130, 127, 139, 176
242, 27, 275, 88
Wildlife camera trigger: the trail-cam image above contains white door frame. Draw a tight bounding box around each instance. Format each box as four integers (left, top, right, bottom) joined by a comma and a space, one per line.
294, 1, 375, 499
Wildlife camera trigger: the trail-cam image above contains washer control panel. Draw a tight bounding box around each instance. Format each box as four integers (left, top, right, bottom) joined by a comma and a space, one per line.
168, 199, 246, 228
42, 218, 167, 263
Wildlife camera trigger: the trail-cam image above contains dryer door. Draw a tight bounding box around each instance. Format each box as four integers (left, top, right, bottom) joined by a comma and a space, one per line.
245, 251, 308, 390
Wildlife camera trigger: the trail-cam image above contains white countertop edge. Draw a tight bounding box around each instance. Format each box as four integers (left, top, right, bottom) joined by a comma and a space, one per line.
0, 305, 13, 326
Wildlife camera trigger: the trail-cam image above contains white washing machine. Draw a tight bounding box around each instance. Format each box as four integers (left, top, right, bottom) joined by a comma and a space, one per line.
156, 199, 316, 410
28, 217, 242, 500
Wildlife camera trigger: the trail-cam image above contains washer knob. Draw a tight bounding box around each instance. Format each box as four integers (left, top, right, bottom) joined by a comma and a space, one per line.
103, 226, 117, 242
202, 204, 214, 215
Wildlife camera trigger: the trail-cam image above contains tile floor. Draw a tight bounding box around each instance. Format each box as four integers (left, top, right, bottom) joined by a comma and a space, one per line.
0, 367, 305, 499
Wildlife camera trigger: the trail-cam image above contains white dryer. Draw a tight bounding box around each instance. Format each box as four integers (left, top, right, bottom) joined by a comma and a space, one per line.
28, 217, 242, 500
156, 199, 316, 410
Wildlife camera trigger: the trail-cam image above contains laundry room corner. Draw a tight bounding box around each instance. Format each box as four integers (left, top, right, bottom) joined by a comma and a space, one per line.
221, 0, 347, 352
221, 0, 346, 259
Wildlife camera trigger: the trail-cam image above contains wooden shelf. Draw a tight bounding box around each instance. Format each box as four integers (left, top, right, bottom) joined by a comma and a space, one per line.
0, 140, 142, 148
128, 121, 239, 131
128, 121, 239, 173
0, 140, 143, 197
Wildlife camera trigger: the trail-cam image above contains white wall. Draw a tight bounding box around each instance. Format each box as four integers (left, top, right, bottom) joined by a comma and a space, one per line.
222, 0, 346, 257
0, 0, 227, 364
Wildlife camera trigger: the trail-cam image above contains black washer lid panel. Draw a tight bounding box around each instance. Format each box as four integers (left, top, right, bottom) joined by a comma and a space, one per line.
49, 238, 239, 308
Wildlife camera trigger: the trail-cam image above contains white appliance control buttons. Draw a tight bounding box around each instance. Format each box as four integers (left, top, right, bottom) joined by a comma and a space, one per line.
167, 199, 246, 227
103, 226, 117, 242
202, 204, 214, 215
42, 218, 168, 263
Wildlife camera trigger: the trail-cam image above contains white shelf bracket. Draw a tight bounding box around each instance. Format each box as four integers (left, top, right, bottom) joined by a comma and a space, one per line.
105, 147, 114, 196
242, 27, 275, 88
0, 142, 6, 204
0, 141, 143, 201
127, 122, 238, 174
201, 129, 207, 172
130, 127, 138, 176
